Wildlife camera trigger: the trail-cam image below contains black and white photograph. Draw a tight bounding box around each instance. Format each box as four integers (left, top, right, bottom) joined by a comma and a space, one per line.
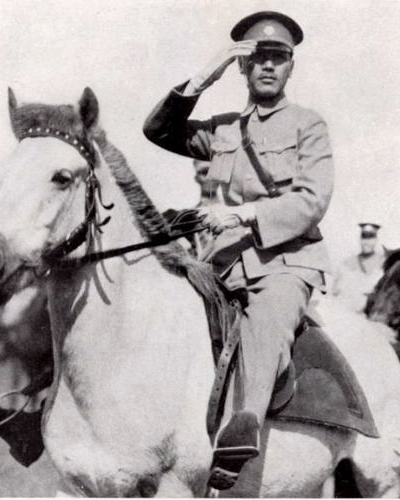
0, 0, 399, 497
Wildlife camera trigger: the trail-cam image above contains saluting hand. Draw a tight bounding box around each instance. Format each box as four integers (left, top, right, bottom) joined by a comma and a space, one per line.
184, 40, 257, 95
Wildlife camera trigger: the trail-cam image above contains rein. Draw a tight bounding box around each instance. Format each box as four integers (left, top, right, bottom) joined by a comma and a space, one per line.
46, 224, 207, 269
0, 391, 31, 427
20, 127, 207, 269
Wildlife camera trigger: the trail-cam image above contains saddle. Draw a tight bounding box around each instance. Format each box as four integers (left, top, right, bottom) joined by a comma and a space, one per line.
204, 287, 379, 442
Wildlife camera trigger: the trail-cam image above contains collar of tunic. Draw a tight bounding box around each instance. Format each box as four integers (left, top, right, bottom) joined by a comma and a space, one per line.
241, 93, 289, 118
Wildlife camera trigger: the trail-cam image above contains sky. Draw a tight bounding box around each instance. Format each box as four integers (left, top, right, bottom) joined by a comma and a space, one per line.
0, 0, 399, 266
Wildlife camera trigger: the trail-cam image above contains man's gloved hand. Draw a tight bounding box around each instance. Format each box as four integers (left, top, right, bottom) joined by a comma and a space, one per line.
184, 40, 257, 95
197, 203, 256, 235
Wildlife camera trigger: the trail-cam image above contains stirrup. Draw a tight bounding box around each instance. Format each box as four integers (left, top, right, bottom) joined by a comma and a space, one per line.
208, 411, 260, 490
208, 465, 240, 491
208, 447, 259, 490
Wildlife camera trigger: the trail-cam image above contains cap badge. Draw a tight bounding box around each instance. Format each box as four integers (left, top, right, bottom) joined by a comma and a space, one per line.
264, 25, 275, 36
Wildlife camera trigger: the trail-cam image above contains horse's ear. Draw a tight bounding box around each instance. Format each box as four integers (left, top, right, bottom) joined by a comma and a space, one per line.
8, 88, 17, 113
382, 245, 391, 257
8, 88, 20, 138
79, 87, 99, 130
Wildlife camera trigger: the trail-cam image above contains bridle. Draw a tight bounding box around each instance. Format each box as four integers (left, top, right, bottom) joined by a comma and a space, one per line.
19, 126, 207, 270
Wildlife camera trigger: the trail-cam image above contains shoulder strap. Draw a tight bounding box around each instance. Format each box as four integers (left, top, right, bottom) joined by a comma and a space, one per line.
239, 115, 280, 198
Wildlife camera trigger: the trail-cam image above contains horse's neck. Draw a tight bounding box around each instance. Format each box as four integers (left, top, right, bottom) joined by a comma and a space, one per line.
94, 137, 188, 271
47, 149, 212, 397
49, 155, 168, 332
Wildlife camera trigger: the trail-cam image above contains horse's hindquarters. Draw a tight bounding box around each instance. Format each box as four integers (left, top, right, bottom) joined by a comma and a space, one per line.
258, 420, 353, 498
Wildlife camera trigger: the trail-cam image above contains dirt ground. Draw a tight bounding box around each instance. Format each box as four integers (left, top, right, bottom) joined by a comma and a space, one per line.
0, 440, 59, 497
0, 355, 59, 497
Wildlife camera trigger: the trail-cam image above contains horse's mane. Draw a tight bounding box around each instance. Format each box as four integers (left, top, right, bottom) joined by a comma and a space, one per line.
92, 128, 226, 310
11, 101, 224, 310
93, 127, 189, 271
383, 247, 400, 273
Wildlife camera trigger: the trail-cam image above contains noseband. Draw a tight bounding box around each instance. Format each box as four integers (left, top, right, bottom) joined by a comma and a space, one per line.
19, 127, 206, 269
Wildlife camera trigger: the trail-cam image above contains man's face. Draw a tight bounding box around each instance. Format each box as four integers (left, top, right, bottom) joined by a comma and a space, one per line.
243, 48, 294, 100
360, 236, 377, 256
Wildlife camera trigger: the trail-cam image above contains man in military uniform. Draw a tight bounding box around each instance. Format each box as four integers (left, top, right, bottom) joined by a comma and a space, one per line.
332, 223, 385, 313
143, 11, 333, 489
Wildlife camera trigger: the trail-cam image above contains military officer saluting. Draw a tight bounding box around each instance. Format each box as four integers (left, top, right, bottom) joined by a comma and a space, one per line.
332, 223, 385, 313
143, 11, 334, 489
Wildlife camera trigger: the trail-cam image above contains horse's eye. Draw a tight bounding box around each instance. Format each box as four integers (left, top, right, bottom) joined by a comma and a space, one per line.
52, 169, 73, 189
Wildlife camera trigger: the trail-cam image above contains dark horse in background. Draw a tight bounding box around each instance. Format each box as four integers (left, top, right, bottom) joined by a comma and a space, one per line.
365, 248, 400, 357
333, 250, 400, 499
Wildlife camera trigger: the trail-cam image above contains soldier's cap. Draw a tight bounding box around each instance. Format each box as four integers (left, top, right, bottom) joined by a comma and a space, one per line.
230, 11, 303, 52
359, 223, 381, 238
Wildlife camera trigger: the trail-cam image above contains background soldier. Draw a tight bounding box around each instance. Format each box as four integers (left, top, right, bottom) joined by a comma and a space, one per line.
332, 223, 385, 313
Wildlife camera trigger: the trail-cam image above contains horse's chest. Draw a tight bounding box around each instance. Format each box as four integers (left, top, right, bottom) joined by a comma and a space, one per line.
48, 443, 161, 496
44, 382, 176, 497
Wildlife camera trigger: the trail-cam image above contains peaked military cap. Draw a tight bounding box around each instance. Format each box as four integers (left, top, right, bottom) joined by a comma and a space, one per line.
359, 223, 381, 238
230, 11, 303, 50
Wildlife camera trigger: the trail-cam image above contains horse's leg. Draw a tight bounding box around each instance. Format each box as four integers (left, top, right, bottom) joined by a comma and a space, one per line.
207, 487, 220, 498
55, 490, 76, 498
156, 470, 194, 498
351, 434, 400, 497
55, 480, 78, 497
259, 421, 352, 497
334, 459, 362, 497
320, 474, 335, 497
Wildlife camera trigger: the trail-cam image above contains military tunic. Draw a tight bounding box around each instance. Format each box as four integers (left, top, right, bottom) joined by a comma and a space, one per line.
143, 83, 334, 423
144, 83, 333, 287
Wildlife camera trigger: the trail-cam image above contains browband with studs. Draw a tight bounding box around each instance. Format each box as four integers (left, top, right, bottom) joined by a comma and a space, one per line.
19, 127, 96, 165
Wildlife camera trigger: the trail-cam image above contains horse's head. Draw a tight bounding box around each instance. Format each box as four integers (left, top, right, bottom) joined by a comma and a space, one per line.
0, 88, 101, 304
365, 248, 400, 334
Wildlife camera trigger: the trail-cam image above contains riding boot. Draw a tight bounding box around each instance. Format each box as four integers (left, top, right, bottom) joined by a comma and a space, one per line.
207, 273, 310, 490
208, 410, 260, 490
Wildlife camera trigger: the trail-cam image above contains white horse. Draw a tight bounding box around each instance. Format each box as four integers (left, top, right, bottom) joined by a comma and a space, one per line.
0, 88, 399, 497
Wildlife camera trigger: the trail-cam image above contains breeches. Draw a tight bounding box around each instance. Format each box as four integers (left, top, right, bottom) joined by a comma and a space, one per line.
235, 273, 311, 424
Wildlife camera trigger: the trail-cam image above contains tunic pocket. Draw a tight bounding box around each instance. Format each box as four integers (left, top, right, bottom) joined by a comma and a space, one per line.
207, 140, 241, 183
255, 137, 298, 184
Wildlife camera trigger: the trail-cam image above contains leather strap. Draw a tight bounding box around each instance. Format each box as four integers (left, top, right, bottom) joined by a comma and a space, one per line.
44, 210, 208, 269
206, 299, 242, 440
240, 115, 280, 198
206, 118, 281, 438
